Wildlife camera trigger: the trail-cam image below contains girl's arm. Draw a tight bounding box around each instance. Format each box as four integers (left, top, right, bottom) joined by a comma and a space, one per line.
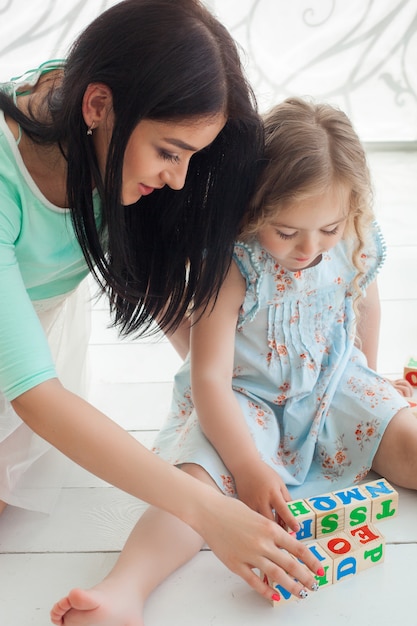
356, 280, 381, 370
11, 379, 319, 597
190, 261, 297, 530
357, 280, 412, 397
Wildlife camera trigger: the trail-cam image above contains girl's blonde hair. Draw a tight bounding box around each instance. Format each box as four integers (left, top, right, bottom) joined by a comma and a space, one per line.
241, 97, 375, 304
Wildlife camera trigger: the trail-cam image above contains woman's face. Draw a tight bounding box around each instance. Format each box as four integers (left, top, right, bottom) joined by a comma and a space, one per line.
119, 115, 225, 205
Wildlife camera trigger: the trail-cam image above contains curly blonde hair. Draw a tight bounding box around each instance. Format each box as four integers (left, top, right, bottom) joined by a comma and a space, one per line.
240, 97, 375, 309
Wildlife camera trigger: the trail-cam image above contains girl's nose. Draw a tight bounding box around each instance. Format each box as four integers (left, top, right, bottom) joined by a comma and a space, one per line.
296, 234, 316, 256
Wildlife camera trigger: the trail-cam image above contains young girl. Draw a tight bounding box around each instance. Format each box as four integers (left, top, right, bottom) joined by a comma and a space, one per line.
0, 0, 322, 605
51, 96, 415, 625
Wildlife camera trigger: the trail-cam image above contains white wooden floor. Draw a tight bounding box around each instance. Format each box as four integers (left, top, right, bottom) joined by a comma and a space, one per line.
1, 150, 416, 625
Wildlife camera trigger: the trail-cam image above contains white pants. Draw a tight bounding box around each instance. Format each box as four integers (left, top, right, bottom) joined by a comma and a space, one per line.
0, 279, 91, 513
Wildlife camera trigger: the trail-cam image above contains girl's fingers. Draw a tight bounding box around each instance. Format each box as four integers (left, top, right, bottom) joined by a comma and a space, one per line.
390, 378, 413, 397
271, 494, 299, 533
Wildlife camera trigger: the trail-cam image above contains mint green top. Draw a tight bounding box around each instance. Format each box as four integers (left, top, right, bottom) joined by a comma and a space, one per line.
0, 67, 101, 400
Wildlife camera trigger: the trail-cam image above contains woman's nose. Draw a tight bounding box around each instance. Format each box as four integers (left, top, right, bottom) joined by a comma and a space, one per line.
160, 163, 188, 190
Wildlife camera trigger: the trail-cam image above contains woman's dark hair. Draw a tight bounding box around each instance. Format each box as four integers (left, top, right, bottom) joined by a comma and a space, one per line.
0, 0, 263, 336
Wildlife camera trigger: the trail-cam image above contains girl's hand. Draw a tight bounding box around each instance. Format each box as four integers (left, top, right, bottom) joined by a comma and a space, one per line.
198, 491, 322, 601
389, 378, 413, 398
233, 459, 299, 533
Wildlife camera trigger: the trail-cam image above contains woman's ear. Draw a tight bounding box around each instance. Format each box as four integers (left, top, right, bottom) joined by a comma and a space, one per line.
82, 83, 113, 129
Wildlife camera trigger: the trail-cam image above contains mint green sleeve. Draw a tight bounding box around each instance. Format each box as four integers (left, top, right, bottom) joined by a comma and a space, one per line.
0, 190, 56, 401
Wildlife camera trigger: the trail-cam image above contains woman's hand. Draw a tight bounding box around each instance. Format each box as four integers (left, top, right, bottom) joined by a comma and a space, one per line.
197, 490, 322, 601
233, 459, 299, 532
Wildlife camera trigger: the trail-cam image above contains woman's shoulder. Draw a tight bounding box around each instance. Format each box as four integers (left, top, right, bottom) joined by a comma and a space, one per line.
0, 111, 21, 185
0, 60, 65, 99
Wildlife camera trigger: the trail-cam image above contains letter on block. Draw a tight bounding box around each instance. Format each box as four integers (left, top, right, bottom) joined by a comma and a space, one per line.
306, 542, 334, 588
259, 570, 295, 605
318, 532, 359, 584
306, 492, 345, 537
333, 485, 372, 529
404, 357, 417, 386
362, 479, 398, 524
347, 523, 385, 573
287, 499, 316, 541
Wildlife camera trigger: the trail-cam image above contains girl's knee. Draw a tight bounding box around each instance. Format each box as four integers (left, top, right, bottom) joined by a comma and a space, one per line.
180, 463, 219, 488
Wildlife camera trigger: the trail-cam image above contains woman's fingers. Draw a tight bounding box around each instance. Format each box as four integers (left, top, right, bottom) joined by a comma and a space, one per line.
234, 538, 321, 602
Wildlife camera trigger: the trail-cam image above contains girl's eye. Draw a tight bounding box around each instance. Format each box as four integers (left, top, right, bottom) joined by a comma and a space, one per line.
322, 227, 339, 236
159, 150, 180, 164
276, 230, 297, 240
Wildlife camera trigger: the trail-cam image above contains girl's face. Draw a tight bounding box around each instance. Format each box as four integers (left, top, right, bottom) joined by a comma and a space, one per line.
120, 114, 226, 205
257, 186, 350, 272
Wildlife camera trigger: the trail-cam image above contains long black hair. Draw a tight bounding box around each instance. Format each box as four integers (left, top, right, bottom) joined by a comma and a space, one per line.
0, 0, 263, 336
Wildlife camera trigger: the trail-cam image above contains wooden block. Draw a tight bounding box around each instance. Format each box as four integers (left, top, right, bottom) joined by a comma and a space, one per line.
346, 522, 385, 573
332, 485, 372, 529
404, 357, 417, 386
259, 569, 296, 605
318, 531, 361, 584
305, 541, 334, 589
362, 479, 398, 523
306, 491, 345, 537
287, 499, 316, 541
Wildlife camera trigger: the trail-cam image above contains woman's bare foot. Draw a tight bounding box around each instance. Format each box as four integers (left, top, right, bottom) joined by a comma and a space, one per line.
50, 584, 144, 626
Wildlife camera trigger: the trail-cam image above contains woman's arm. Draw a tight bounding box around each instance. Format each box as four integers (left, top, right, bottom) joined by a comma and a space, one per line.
11, 379, 319, 597
190, 261, 297, 529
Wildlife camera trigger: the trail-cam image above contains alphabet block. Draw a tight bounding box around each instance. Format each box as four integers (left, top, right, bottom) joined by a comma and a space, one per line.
306, 541, 333, 589
332, 485, 372, 529
404, 357, 417, 386
306, 491, 345, 537
347, 523, 385, 573
287, 498, 316, 541
318, 531, 361, 584
259, 568, 296, 605
362, 478, 398, 524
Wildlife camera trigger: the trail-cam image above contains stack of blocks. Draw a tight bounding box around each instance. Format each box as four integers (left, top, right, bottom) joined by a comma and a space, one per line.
404, 357, 417, 416
261, 478, 398, 604
404, 357, 417, 388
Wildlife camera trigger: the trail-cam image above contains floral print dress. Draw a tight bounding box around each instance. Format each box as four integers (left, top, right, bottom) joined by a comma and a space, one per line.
153, 223, 408, 499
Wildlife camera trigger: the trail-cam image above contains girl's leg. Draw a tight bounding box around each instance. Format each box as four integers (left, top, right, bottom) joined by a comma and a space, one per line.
0, 500, 7, 515
372, 406, 417, 489
50, 464, 213, 626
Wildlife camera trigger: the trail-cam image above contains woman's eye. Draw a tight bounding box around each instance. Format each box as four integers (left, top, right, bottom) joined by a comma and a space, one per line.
159, 151, 180, 164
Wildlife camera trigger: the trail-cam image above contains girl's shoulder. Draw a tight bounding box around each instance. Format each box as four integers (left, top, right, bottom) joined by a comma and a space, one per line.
233, 240, 263, 281
232, 240, 264, 325
359, 220, 387, 288
340, 221, 386, 289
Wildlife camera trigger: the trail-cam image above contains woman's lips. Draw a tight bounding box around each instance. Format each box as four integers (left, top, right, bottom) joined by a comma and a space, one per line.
138, 183, 155, 196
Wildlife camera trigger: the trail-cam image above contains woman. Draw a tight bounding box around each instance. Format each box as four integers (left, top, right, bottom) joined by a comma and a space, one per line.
0, 0, 321, 604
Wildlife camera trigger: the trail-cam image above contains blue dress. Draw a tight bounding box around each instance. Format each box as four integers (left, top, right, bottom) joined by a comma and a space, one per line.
153, 224, 408, 498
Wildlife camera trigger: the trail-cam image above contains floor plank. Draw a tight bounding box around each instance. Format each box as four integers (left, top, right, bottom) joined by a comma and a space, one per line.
1, 545, 415, 626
